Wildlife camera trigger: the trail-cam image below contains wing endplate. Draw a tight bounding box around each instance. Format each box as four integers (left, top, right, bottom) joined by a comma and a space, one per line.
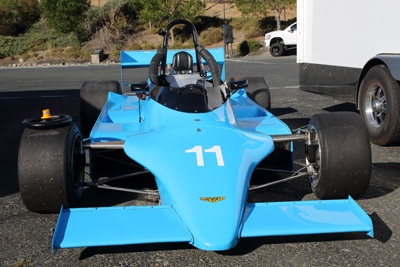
52, 205, 192, 254
241, 196, 373, 238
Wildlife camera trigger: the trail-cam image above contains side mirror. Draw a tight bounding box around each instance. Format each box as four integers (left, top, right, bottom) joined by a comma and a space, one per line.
131, 82, 149, 92
229, 79, 248, 91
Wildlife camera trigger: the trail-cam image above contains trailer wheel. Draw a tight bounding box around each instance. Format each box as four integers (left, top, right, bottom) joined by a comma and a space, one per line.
359, 65, 400, 145
306, 112, 371, 199
18, 123, 85, 213
231, 76, 271, 111
80, 80, 121, 137
270, 43, 284, 57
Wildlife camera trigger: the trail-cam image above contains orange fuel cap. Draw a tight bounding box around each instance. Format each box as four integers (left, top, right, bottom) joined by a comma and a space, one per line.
41, 109, 52, 119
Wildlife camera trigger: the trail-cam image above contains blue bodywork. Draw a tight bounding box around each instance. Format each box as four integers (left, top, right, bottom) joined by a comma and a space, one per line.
52, 42, 373, 253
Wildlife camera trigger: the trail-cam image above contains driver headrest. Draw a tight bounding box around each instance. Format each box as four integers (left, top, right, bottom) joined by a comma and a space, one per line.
172, 52, 193, 73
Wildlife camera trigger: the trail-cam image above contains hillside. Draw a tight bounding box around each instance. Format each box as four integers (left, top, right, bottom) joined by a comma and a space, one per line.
0, 1, 296, 67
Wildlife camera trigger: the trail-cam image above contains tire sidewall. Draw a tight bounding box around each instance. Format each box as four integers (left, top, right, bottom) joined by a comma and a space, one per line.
307, 112, 371, 199
18, 123, 84, 212
359, 65, 400, 145
64, 124, 84, 207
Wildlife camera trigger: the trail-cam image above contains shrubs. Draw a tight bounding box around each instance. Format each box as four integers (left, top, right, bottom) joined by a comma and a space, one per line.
0, 0, 40, 36
199, 27, 223, 46
236, 40, 262, 56
40, 0, 89, 38
0, 22, 80, 59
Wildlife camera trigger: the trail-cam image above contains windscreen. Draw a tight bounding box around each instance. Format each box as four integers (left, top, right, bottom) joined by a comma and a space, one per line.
149, 84, 228, 113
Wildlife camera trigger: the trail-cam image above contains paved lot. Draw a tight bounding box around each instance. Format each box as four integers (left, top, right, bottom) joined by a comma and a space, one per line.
0, 55, 399, 266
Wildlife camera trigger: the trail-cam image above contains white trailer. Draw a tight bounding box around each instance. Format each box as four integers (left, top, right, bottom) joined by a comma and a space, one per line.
297, 0, 400, 145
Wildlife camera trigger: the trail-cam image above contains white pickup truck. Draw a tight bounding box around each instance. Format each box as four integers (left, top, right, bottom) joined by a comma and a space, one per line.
264, 22, 297, 57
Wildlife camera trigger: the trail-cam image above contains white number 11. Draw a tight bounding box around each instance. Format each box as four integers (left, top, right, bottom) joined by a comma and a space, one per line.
185, 145, 225, 166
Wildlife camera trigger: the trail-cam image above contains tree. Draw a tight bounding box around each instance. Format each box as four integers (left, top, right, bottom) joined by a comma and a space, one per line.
0, 0, 40, 36
0, 6, 14, 35
138, 0, 205, 44
235, 0, 295, 30
40, 0, 89, 38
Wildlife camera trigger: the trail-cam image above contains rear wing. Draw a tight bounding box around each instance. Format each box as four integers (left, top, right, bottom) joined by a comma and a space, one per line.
120, 47, 225, 91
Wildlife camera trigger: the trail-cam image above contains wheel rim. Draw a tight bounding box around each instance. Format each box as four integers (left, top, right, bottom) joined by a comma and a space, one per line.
71, 134, 84, 199
365, 82, 387, 129
272, 46, 280, 55
22, 114, 72, 129
306, 125, 321, 188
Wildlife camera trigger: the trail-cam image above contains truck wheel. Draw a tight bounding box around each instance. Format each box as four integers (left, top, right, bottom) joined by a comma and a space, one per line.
18, 123, 85, 213
305, 112, 371, 199
359, 65, 400, 145
231, 76, 271, 111
80, 80, 121, 137
270, 43, 284, 57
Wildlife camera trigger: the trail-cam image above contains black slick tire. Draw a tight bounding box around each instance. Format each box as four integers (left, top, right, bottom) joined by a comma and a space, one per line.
18, 123, 85, 213
306, 112, 371, 199
80, 80, 121, 137
270, 43, 284, 57
231, 76, 271, 111
359, 65, 400, 145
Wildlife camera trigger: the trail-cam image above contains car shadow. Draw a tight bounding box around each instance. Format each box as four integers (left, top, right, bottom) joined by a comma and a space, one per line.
323, 102, 358, 112
362, 162, 400, 200
270, 107, 298, 117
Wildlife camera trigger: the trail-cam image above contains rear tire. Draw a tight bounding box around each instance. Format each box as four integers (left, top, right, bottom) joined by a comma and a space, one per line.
80, 80, 121, 137
306, 112, 371, 199
359, 65, 400, 145
18, 123, 85, 213
231, 76, 271, 111
270, 43, 284, 57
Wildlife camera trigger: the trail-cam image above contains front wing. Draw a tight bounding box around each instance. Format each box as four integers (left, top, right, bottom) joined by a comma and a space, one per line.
52, 196, 373, 253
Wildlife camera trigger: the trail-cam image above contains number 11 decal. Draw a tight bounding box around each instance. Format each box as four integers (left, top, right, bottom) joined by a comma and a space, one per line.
185, 145, 225, 166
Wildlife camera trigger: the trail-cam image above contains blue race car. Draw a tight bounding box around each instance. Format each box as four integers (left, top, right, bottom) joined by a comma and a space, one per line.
18, 20, 373, 254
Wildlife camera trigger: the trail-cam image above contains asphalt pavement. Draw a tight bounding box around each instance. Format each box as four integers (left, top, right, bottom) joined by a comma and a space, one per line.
0, 55, 399, 266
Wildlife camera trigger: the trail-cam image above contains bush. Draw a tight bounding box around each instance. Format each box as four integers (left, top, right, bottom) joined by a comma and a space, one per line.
0, 36, 16, 58
84, 6, 105, 39
0, 6, 15, 35
230, 17, 247, 30
199, 27, 223, 46
0, 21, 80, 59
65, 47, 82, 59
194, 16, 225, 32
40, 0, 89, 38
21, 52, 30, 61
247, 39, 262, 52
259, 16, 277, 33
236, 40, 262, 56
128, 42, 141, 50
242, 18, 264, 39
236, 41, 249, 56
0, 0, 40, 36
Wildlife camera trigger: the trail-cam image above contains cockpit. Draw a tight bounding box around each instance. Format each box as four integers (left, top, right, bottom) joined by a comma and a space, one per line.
148, 20, 229, 113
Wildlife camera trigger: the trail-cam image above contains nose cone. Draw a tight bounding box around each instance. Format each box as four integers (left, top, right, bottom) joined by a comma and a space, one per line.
123, 101, 275, 250
185, 196, 242, 250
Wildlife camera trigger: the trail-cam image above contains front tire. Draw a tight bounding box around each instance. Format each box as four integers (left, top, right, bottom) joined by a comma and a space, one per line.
80, 80, 121, 137
359, 65, 400, 145
270, 43, 284, 57
306, 112, 371, 199
18, 123, 85, 213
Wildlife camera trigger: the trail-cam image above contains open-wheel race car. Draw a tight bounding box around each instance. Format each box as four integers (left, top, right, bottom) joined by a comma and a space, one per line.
18, 20, 373, 254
